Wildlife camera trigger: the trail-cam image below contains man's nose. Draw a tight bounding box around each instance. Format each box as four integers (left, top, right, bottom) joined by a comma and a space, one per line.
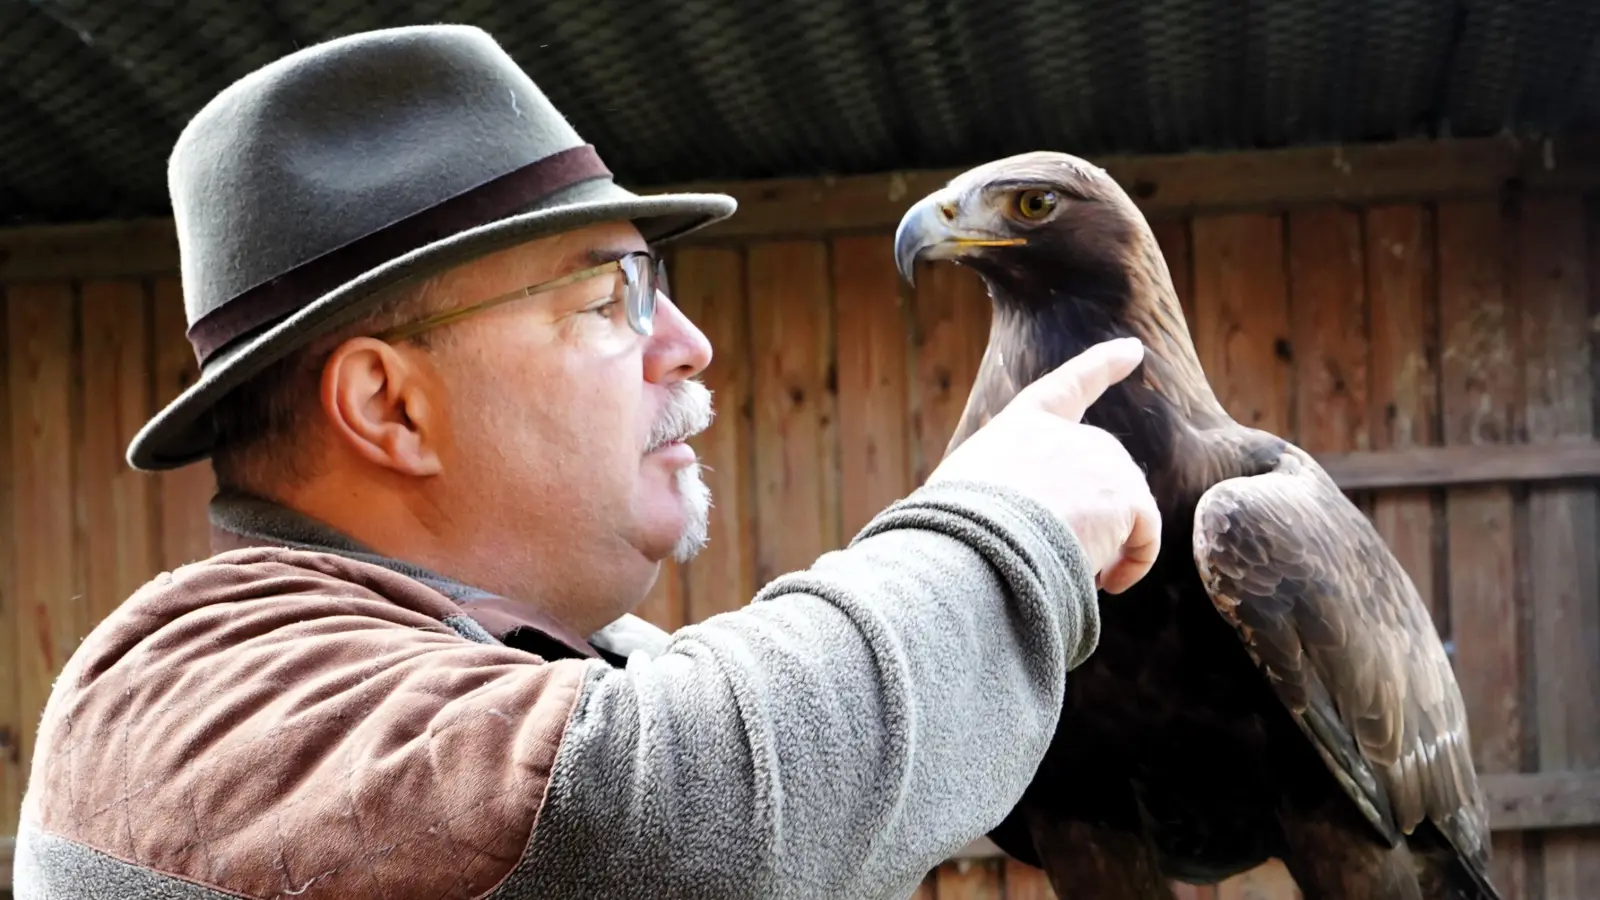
642, 292, 713, 383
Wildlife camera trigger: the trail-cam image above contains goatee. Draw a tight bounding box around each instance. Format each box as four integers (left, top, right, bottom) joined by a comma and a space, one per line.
671, 460, 711, 563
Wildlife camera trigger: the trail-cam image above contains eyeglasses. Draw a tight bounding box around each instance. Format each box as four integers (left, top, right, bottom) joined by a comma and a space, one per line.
373, 250, 668, 342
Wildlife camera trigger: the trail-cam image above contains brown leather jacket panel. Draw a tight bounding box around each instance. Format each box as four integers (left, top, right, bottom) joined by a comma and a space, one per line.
22, 547, 591, 899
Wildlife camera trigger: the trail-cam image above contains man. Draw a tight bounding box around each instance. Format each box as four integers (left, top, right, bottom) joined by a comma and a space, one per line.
14, 24, 1160, 900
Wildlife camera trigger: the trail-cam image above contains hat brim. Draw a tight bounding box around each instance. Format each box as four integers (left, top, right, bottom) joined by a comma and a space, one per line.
126, 183, 737, 471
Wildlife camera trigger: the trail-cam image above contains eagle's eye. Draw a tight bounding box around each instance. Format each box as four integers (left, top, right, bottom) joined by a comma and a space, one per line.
1013, 189, 1059, 220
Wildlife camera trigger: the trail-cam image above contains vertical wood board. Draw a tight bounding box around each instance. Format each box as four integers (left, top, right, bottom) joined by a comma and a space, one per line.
1437, 198, 1528, 899
78, 280, 157, 628
674, 246, 758, 622
1517, 195, 1600, 897
832, 233, 913, 537
1365, 205, 1448, 630
1151, 218, 1196, 334
0, 288, 19, 836
1288, 205, 1370, 455
747, 241, 840, 587
7, 282, 84, 814
1190, 213, 1293, 437
908, 262, 991, 483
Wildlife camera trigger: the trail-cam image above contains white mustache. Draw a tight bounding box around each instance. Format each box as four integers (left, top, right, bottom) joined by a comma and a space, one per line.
646, 379, 714, 452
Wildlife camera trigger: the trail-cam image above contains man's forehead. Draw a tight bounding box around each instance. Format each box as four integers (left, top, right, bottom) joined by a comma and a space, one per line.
527, 221, 646, 270
447, 220, 646, 287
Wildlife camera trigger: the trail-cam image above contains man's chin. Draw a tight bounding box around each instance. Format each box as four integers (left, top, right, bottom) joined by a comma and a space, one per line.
669, 462, 712, 563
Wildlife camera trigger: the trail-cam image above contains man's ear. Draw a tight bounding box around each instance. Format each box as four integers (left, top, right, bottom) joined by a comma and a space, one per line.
318, 337, 445, 476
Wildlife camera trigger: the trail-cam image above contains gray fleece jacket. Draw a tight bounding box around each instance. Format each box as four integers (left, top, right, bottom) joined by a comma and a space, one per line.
14, 480, 1099, 899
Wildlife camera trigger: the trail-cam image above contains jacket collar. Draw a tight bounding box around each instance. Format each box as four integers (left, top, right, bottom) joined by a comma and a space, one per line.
207, 490, 617, 663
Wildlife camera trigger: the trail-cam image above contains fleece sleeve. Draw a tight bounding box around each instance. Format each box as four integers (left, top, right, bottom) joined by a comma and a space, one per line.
506, 480, 1102, 900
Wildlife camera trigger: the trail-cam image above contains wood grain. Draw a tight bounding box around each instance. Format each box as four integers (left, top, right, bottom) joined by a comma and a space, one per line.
1517, 194, 1600, 897
1314, 442, 1600, 489
1190, 212, 1293, 437
0, 217, 180, 283
1363, 205, 1447, 630
1483, 771, 1600, 831
1437, 198, 1529, 900
660, 135, 1600, 243
1151, 217, 1195, 334
1288, 204, 1369, 455
671, 246, 757, 623
0, 288, 18, 838
746, 241, 840, 586
7, 282, 84, 826
151, 275, 216, 570
832, 233, 913, 536
908, 260, 990, 482
78, 279, 157, 628
9, 137, 1600, 281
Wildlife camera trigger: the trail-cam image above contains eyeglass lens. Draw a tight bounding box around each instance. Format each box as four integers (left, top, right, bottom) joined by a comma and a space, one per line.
622, 254, 667, 336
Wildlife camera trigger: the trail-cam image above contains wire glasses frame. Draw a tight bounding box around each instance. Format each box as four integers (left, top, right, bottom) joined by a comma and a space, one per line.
373, 250, 668, 343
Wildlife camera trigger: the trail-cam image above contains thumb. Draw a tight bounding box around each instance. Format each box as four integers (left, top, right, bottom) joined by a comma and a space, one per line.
1012, 337, 1146, 423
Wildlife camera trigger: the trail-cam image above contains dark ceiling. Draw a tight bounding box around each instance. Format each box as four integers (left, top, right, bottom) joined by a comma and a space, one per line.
2, 0, 1598, 227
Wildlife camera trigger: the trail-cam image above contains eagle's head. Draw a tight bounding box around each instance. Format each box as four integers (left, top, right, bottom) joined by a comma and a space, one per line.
893, 150, 1160, 318
893, 150, 1223, 430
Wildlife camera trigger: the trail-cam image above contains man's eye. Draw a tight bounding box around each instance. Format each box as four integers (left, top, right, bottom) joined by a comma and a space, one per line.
583, 297, 619, 316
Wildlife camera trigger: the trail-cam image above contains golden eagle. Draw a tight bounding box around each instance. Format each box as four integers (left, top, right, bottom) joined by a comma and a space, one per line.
893, 152, 1500, 900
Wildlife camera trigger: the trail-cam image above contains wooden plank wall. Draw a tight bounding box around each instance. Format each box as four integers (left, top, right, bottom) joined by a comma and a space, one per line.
2, 145, 1598, 898
1, 271, 217, 895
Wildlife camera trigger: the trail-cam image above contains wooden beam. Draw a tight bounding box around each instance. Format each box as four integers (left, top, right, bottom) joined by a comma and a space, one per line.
7, 135, 1600, 282
0, 217, 180, 284
941, 771, 1600, 869
1483, 771, 1600, 832
668, 134, 1600, 242
1318, 442, 1600, 490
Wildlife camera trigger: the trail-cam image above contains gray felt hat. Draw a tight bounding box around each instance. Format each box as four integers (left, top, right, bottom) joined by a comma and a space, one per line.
126, 23, 737, 471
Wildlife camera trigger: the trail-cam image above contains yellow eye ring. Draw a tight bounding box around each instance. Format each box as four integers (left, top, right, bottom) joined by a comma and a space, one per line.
1014, 189, 1059, 219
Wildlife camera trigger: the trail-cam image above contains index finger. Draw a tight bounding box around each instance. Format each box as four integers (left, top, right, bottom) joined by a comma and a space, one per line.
1014, 337, 1146, 423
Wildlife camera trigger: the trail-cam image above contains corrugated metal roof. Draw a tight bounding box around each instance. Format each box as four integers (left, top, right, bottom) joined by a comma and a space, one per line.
2, 0, 1597, 226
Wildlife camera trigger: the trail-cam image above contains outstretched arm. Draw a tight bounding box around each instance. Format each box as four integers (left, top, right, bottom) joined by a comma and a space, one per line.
517, 480, 1100, 900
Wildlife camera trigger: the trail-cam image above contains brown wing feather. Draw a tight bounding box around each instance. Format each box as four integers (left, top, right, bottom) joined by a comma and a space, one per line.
1191, 437, 1492, 875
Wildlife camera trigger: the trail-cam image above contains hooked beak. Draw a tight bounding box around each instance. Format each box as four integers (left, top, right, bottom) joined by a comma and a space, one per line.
893, 191, 1025, 285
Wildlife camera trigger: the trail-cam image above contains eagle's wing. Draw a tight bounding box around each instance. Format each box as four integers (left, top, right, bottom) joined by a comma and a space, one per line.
1191, 437, 1492, 874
